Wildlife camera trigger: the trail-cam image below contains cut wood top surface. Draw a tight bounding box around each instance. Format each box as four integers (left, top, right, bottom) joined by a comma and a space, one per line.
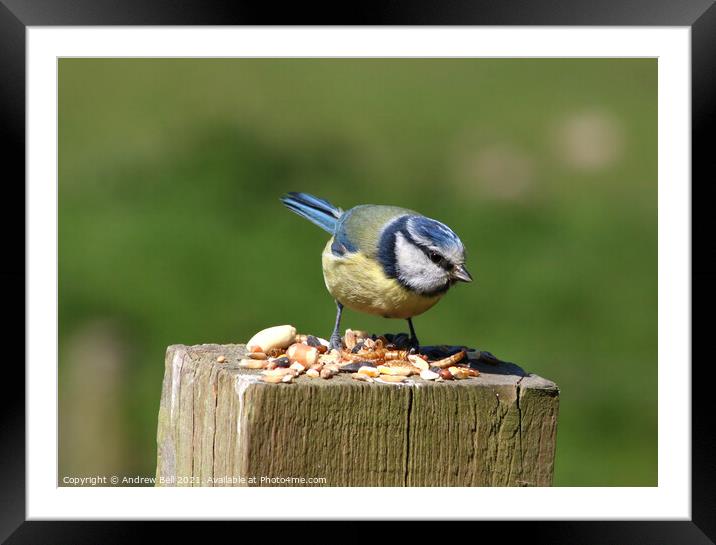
169, 343, 558, 393
158, 342, 560, 486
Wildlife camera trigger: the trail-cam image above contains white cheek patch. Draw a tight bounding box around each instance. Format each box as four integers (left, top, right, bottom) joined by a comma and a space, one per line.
394, 233, 448, 293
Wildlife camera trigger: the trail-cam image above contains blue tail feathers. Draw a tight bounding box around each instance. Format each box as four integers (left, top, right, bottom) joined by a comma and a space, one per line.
280, 192, 343, 234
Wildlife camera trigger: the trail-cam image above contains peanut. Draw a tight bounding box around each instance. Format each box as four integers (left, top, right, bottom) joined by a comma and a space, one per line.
286, 343, 319, 366
239, 359, 267, 369
357, 366, 380, 378
438, 369, 454, 380
419, 369, 440, 380
246, 325, 296, 353
376, 375, 406, 384
248, 352, 267, 360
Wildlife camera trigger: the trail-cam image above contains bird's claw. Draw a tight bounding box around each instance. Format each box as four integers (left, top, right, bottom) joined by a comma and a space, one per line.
329, 334, 343, 352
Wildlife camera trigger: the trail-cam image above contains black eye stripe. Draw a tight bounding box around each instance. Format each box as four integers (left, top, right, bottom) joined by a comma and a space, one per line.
403, 230, 452, 271
378, 217, 455, 286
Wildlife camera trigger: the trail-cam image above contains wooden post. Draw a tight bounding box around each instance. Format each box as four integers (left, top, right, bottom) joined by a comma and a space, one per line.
156, 343, 559, 486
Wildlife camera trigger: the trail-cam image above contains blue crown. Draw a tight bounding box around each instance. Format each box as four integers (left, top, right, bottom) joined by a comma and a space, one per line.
407, 216, 463, 252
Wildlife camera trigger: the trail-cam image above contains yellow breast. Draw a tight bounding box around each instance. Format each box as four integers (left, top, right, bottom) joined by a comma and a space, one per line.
321, 239, 443, 319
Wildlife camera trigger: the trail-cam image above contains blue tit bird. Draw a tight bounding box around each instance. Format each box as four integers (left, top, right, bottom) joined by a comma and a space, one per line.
280, 192, 473, 350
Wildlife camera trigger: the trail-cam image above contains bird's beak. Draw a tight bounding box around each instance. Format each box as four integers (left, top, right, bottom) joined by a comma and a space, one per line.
453, 264, 473, 283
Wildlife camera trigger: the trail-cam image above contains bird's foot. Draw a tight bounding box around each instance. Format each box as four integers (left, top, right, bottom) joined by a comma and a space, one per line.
329, 334, 343, 352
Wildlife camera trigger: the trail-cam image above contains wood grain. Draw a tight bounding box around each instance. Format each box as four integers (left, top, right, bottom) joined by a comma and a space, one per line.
156, 344, 559, 486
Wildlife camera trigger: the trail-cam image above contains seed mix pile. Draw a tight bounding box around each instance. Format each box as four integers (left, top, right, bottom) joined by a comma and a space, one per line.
220, 325, 500, 385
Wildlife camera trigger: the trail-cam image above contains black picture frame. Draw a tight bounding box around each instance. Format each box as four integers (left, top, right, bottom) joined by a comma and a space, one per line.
3, 0, 712, 542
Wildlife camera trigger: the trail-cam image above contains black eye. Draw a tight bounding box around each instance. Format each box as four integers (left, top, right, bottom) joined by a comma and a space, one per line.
429, 252, 442, 264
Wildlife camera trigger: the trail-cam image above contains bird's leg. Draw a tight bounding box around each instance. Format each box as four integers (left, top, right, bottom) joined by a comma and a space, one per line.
406, 318, 420, 350
329, 301, 344, 351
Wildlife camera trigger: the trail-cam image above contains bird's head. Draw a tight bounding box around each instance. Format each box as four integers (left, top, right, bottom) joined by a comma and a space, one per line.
379, 215, 472, 297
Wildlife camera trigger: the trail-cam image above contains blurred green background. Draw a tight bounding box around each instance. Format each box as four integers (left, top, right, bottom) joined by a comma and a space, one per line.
58, 58, 657, 486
